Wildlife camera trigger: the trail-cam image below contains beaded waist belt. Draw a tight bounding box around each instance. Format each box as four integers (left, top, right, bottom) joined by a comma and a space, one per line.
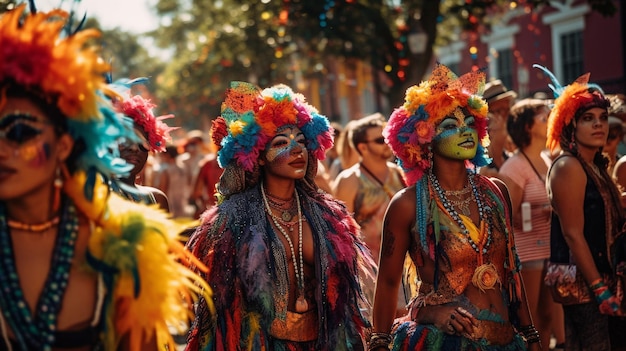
270, 310, 318, 342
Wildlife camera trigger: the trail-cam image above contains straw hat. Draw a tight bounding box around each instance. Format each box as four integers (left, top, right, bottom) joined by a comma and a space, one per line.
484, 79, 517, 103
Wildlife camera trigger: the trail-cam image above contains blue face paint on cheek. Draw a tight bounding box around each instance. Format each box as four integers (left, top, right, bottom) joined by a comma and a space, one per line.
266, 138, 301, 162
433, 128, 459, 142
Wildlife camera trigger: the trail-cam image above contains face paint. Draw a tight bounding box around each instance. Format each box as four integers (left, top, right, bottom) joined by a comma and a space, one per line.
264, 126, 308, 179
432, 108, 478, 160
17, 141, 50, 166
0, 112, 48, 146
266, 129, 305, 162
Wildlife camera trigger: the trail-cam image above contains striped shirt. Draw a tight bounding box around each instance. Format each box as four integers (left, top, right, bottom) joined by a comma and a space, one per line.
500, 152, 551, 262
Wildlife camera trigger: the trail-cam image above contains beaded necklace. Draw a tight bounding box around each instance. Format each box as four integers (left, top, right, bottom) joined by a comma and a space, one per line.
429, 171, 493, 257
443, 185, 472, 216
7, 216, 60, 232
265, 191, 298, 222
0, 200, 79, 350
260, 185, 309, 312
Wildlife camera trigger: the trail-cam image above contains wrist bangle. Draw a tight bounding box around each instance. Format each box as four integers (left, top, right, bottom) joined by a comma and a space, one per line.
368, 332, 392, 351
519, 325, 540, 344
589, 278, 604, 290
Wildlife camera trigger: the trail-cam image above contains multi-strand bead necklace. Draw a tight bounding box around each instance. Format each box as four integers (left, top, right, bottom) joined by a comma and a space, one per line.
0, 200, 79, 350
428, 171, 492, 256
261, 185, 309, 312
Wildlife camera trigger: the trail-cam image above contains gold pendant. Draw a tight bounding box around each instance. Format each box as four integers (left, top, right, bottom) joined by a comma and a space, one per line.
471, 263, 501, 293
295, 295, 309, 312
281, 210, 292, 222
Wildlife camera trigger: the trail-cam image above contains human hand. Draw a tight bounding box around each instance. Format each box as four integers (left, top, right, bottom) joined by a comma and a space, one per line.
435, 306, 478, 337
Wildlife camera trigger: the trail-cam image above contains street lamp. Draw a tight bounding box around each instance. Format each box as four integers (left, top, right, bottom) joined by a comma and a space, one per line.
408, 31, 428, 55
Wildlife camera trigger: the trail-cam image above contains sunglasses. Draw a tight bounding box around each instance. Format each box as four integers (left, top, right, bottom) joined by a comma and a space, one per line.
0, 113, 50, 146
364, 137, 386, 145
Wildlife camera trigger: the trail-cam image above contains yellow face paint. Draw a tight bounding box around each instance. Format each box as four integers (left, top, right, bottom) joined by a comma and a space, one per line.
433, 108, 478, 160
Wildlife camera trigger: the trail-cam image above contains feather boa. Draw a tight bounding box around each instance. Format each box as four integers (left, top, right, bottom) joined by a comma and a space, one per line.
186, 184, 373, 350
64, 170, 213, 350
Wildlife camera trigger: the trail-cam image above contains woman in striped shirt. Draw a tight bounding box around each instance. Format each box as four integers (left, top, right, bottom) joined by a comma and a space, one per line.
500, 98, 565, 350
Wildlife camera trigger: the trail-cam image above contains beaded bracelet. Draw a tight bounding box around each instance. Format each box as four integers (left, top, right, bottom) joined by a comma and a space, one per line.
589, 278, 604, 291
368, 332, 392, 351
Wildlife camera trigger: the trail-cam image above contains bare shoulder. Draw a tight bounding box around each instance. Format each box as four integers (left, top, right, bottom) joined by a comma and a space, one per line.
548, 155, 584, 183
388, 185, 416, 212
333, 163, 361, 185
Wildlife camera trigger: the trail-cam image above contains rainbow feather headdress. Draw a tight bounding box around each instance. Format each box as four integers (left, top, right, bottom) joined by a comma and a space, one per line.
212, 81, 334, 171
383, 63, 490, 185
108, 78, 177, 153
0, 3, 135, 177
533, 64, 609, 152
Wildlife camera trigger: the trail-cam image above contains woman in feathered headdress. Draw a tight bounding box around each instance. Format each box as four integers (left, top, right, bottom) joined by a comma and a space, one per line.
185, 81, 375, 351
369, 63, 537, 351
534, 64, 626, 350
107, 78, 175, 212
0, 5, 211, 350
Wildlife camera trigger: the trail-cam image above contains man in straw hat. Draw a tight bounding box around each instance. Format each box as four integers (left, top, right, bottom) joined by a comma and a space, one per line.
479, 79, 517, 177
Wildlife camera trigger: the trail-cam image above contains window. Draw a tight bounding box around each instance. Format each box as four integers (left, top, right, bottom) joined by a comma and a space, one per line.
496, 48, 514, 90
560, 31, 583, 83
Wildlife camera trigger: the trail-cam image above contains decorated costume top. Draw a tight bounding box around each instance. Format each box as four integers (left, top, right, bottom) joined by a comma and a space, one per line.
0, 5, 211, 350
383, 63, 490, 185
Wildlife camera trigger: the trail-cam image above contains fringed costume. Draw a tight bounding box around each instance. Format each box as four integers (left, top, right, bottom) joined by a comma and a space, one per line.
187, 185, 371, 350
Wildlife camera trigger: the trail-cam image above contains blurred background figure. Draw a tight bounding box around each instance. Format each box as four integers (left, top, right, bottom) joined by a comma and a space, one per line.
608, 94, 626, 207
479, 79, 517, 178
605, 116, 624, 176
499, 98, 565, 350
177, 129, 207, 216
190, 130, 223, 218
109, 79, 174, 212
328, 119, 360, 183
157, 145, 187, 218
332, 113, 406, 317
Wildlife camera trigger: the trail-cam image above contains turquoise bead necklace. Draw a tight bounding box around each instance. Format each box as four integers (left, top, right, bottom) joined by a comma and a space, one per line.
0, 199, 79, 350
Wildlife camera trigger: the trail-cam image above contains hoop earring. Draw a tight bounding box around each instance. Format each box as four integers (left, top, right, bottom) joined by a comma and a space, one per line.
52, 166, 63, 212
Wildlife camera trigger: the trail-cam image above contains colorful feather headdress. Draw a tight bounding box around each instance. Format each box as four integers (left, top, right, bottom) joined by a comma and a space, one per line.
211, 81, 334, 172
533, 64, 610, 152
383, 63, 490, 185
108, 78, 177, 153
0, 4, 135, 177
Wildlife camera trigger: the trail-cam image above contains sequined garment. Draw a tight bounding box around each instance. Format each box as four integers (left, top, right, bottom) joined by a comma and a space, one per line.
391, 174, 525, 350
186, 184, 373, 351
